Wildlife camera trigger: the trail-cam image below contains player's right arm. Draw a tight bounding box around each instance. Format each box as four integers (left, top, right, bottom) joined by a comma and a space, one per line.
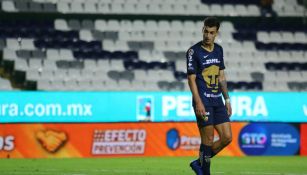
186, 48, 206, 118
188, 74, 206, 118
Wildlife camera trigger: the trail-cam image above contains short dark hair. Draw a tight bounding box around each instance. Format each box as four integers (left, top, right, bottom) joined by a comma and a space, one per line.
204, 17, 220, 31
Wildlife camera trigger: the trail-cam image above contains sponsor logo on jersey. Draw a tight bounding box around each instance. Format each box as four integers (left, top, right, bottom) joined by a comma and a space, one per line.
187, 49, 194, 70
202, 58, 220, 65
188, 49, 194, 55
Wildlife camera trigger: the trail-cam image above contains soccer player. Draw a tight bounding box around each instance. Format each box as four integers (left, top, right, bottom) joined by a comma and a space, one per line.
186, 17, 232, 175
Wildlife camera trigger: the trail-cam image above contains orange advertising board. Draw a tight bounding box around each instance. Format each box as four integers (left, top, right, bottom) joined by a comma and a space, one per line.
0, 122, 245, 158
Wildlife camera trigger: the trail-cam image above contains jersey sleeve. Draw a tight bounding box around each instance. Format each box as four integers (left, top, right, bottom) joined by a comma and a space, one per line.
219, 46, 225, 70
186, 48, 197, 74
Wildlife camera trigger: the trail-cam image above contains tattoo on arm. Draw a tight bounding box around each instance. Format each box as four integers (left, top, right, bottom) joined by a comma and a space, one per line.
220, 80, 230, 100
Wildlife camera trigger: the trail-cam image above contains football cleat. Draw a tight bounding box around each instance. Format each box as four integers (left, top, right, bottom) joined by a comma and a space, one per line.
190, 159, 203, 175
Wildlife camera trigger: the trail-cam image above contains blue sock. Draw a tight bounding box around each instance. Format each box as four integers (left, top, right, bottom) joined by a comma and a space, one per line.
200, 144, 212, 175
200, 144, 216, 159
199, 144, 204, 163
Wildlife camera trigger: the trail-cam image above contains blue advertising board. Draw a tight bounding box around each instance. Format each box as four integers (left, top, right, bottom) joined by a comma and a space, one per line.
238, 123, 300, 155
0, 91, 306, 123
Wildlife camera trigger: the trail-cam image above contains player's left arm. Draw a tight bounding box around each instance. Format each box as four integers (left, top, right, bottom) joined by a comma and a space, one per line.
219, 69, 232, 117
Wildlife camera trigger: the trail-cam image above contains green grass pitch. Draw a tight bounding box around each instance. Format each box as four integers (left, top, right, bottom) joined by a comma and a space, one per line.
0, 156, 307, 175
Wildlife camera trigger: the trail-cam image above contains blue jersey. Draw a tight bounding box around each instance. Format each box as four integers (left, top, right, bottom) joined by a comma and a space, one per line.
186, 41, 225, 107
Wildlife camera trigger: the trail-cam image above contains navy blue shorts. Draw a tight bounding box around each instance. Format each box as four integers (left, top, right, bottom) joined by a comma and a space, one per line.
195, 106, 230, 128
